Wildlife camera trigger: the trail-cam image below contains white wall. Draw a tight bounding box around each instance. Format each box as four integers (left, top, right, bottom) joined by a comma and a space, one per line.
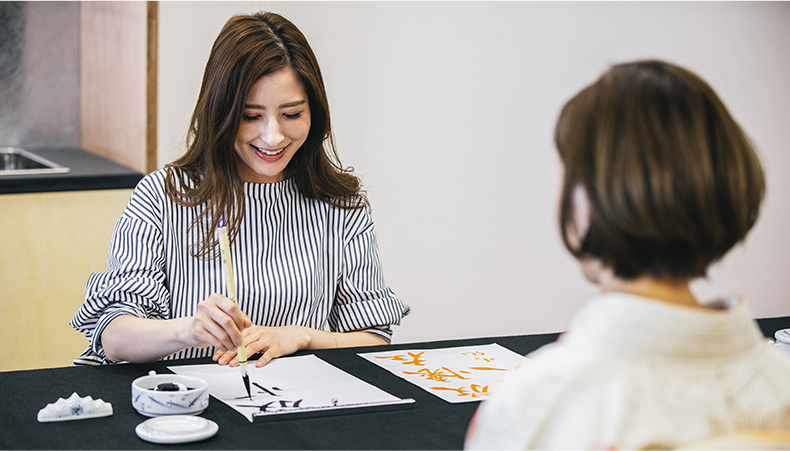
158, 2, 790, 344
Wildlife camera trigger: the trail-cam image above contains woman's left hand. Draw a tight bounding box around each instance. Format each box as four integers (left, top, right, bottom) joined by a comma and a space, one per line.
213, 325, 312, 367
213, 326, 388, 367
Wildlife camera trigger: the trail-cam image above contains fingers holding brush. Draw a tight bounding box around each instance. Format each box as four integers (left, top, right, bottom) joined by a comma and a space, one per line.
193, 293, 251, 351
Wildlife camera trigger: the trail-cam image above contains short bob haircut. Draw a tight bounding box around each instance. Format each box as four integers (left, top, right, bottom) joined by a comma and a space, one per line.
555, 60, 765, 280
165, 12, 364, 259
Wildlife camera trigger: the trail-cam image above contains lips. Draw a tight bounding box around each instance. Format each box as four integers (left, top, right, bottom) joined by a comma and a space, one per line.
252, 145, 286, 162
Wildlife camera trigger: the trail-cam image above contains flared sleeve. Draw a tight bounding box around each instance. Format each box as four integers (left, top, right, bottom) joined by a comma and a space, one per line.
328, 206, 410, 341
69, 171, 172, 361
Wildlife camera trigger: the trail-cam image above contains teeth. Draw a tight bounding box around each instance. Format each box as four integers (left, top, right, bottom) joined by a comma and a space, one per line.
254, 146, 284, 156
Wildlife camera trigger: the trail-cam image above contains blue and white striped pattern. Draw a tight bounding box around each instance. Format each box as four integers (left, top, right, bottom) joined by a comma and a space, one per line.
70, 168, 409, 364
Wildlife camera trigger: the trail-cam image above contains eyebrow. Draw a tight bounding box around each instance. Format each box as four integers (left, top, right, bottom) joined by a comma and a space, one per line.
244, 100, 307, 110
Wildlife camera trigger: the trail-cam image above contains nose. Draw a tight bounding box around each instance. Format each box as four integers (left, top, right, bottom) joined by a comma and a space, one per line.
259, 116, 285, 148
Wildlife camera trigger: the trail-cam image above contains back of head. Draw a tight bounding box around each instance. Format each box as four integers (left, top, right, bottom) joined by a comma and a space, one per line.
555, 60, 765, 280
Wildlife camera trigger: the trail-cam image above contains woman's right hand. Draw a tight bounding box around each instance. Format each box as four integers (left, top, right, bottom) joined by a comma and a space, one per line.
187, 293, 251, 352
101, 294, 250, 363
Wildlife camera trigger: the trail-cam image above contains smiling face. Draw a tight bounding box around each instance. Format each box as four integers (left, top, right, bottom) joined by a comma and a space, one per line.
234, 67, 311, 183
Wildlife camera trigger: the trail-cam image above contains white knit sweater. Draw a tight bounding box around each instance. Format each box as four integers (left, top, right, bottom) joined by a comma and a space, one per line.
465, 293, 790, 450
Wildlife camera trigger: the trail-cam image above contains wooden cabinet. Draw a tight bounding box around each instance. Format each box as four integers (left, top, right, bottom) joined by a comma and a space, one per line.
80, 1, 158, 174
0, 1, 156, 371
0, 189, 131, 371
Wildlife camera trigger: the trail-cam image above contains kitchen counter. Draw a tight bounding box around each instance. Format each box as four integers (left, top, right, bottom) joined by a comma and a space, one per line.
0, 147, 144, 194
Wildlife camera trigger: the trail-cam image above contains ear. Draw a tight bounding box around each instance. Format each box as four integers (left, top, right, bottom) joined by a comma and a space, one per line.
571, 184, 591, 243
571, 185, 608, 285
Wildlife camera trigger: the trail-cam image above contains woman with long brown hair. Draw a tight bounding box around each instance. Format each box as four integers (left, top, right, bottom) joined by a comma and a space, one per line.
71, 12, 409, 367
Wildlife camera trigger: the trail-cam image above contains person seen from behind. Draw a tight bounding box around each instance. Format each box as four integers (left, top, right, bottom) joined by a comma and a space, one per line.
465, 59, 790, 450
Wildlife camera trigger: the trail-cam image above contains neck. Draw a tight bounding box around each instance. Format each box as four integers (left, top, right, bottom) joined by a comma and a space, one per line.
598, 272, 701, 309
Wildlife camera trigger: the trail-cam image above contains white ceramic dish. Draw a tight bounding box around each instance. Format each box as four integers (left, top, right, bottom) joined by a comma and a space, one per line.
135, 415, 218, 444
776, 329, 790, 355
37, 393, 113, 422
131, 371, 209, 417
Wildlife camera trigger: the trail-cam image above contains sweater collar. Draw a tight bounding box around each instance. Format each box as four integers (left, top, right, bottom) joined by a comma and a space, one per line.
562, 293, 765, 359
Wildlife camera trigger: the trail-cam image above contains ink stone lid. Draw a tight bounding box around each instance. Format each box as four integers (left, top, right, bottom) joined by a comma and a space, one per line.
135, 415, 218, 444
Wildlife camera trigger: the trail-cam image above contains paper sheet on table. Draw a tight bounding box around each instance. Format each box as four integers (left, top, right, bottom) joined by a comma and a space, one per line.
170, 354, 409, 422
359, 343, 529, 403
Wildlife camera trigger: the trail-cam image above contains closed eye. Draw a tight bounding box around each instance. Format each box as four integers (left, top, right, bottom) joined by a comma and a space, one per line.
242, 115, 260, 122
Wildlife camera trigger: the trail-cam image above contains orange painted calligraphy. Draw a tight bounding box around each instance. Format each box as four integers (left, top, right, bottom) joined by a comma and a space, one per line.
403, 367, 471, 383
463, 351, 495, 363
375, 351, 426, 366
430, 384, 490, 398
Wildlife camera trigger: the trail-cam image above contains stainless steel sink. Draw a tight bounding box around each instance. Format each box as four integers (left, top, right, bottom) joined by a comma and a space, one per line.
0, 147, 71, 176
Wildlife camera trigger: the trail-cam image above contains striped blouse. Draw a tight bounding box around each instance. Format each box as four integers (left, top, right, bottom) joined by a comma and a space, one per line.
70, 169, 409, 365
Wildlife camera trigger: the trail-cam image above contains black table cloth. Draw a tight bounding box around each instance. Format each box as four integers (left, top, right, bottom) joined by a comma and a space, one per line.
1, 316, 786, 450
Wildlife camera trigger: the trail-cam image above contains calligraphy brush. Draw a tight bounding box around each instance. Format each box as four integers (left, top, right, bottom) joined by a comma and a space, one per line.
216, 217, 252, 400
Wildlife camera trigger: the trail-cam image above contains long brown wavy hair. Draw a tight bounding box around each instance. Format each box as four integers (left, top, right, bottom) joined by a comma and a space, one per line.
165, 12, 366, 259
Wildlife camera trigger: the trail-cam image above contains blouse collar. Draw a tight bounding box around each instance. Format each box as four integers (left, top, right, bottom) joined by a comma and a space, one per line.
243, 177, 297, 200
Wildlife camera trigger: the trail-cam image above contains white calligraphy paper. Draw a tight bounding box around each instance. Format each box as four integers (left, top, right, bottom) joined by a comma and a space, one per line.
170, 354, 409, 422
359, 343, 528, 403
